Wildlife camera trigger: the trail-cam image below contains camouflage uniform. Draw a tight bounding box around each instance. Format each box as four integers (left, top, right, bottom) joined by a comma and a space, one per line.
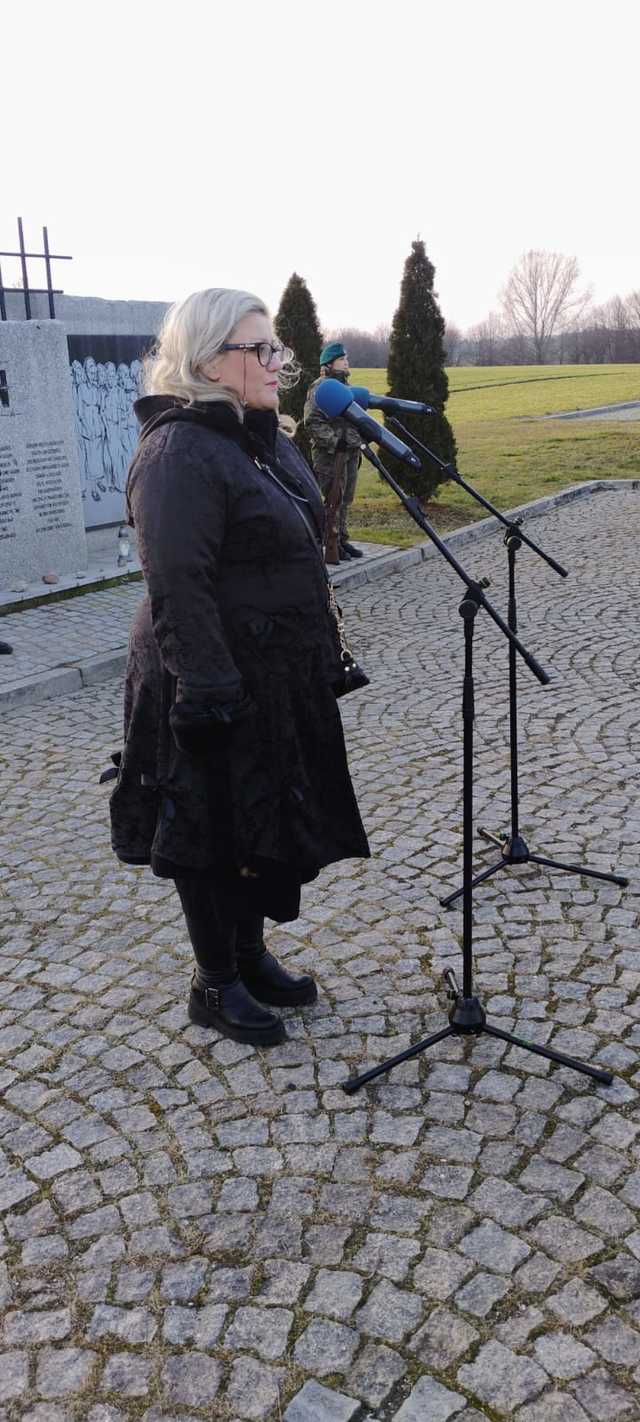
303, 375, 362, 543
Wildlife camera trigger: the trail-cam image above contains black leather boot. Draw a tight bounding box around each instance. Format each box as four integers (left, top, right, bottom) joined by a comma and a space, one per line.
175, 874, 286, 1046
238, 949, 318, 1007
237, 912, 318, 1007
188, 975, 286, 1045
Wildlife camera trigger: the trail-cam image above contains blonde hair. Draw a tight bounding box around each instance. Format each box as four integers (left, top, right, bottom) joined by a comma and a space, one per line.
144, 287, 298, 413
278, 413, 298, 439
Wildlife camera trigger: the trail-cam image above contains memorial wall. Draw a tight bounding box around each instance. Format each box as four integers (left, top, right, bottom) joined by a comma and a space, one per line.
0, 322, 87, 589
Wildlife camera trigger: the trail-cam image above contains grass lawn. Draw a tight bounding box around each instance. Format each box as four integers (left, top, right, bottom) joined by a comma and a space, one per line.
349, 364, 640, 546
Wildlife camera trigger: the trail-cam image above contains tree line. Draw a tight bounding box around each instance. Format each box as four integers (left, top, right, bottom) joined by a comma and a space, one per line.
448, 278, 640, 367
325, 251, 640, 368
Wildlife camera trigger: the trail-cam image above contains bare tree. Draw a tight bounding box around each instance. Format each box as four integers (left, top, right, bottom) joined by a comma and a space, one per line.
501, 250, 591, 363
467, 311, 505, 365
443, 321, 463, 365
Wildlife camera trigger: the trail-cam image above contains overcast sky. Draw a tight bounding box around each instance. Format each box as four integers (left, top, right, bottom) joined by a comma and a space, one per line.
3, 0, 638, 335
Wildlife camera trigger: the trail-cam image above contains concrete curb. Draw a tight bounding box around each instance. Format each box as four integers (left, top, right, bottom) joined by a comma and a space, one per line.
2, 478, 638, 713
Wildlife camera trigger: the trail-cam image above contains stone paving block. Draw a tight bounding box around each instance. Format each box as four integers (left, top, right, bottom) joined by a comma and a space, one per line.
455, 1270, 510, 1317
514, 1393, 592, 1421
352, 1231, 420, 1282
4, 1308, 71, 1344
225, 1305, 293, 1361
160, 1353, 222, 1406
303, 1268, 365, 1319
101, 1353, 154, 1396
294, 1319, 360, 1375
35, 1347, 97, 1397
0, 1169, 38, 1213
457, 1340, 548, 1413
573, 1184, 636, 1237
162, 1303, 226, 1346
585, 1316, 640, 1365
392, 1375, 466, 1421
419, 1164, 475, 1199
547, 1277, 607, 1324
469, 1176, 547, 1225
346, 1341, 405, 1408
570, 1366, 637, 1419
225, 1356, 286, 1420
284, 1379, 360, 1421
533, 1331, 597, 1378
409, 1304, 478, 1368
459, 1218, 530, 1273
87, 1304, 158, 1344
356, 1278, 424, 1342
589, 1254, 640, 1301
0, 1351, 29, 1402
529, 1215, 603, 1263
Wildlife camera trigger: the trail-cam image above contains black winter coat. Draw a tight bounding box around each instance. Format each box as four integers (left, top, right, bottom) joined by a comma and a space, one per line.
109, 398, 369, 919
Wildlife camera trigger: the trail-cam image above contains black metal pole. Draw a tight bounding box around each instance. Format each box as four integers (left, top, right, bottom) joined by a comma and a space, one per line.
507, 535, 520, 845
461, 599, 475, 999
43, 227, 56, 318
17, 217, 31, 320
0, 262, 6, 322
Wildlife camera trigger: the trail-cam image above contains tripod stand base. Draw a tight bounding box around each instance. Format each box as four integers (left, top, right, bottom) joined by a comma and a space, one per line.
440, 829, 629, 908
342, 976, 613, 1094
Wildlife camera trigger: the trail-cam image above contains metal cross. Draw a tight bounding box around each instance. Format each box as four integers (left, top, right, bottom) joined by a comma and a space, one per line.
0, 217, 73, 320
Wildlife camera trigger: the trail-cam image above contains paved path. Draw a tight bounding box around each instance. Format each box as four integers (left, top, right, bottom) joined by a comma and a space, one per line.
0, 542, 406, 711
544, 400, 640, 422
2, 481, 634, 713
0, 485, 639, 1419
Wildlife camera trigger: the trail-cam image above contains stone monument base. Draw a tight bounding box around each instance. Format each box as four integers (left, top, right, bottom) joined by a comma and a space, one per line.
0, 321, 87, 590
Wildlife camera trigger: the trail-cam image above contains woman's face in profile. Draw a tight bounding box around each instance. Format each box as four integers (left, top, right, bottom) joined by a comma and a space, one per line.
205, 313, 284, 411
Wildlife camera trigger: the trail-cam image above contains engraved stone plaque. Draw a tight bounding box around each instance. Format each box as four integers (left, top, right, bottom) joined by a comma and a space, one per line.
0, 321, 87, 588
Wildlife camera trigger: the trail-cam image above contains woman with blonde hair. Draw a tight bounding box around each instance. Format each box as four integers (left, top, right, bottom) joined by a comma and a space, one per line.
109, 288, 369, 1046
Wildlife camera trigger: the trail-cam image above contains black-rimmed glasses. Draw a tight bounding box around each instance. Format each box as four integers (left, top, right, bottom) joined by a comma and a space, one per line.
221, 340, 291, 368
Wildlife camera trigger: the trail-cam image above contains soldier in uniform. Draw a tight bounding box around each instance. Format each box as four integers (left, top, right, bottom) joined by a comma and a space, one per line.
303, 341, 363, 562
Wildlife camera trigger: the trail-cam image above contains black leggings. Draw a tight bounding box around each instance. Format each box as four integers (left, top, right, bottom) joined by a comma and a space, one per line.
174, 873, 264, 985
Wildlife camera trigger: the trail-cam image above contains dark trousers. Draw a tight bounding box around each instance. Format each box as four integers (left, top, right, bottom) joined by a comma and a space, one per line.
174, 873, 264, 985
312, 450, 360, 540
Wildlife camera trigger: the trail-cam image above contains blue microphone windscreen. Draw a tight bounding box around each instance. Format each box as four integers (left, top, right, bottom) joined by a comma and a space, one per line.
314, 379, 352, 418
348, 386, 371, 408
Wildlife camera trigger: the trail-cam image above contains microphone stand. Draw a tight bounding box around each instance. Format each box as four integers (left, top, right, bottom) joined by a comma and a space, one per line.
342, 444, 613, 1094
387, 419, 629, 907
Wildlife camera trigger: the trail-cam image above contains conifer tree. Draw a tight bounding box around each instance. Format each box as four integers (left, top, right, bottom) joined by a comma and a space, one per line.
274, 273, 322, 463
385, 239, 457, 500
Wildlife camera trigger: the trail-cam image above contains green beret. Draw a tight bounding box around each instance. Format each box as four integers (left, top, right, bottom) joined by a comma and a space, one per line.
320, 341, 346, 367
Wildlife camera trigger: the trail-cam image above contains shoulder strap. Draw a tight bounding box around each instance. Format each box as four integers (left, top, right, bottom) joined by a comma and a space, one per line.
253, 457, 328, 578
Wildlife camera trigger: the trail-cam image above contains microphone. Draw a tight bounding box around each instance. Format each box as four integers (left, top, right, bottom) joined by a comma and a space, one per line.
314, 380, 421, 470
350, 386, 435, 416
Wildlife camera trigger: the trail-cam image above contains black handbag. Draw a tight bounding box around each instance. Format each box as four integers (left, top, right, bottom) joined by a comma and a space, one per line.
326, 579, 370, 698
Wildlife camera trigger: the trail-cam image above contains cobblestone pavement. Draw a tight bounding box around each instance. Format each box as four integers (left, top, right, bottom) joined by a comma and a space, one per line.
1, 484, 639, 1421
0, 542, 396, 705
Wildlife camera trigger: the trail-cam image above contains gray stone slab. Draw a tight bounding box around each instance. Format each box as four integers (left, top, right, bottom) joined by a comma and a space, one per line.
284, 1379, 360, 1421
392, 1375, 465, 1421
0, 322, 87, 590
